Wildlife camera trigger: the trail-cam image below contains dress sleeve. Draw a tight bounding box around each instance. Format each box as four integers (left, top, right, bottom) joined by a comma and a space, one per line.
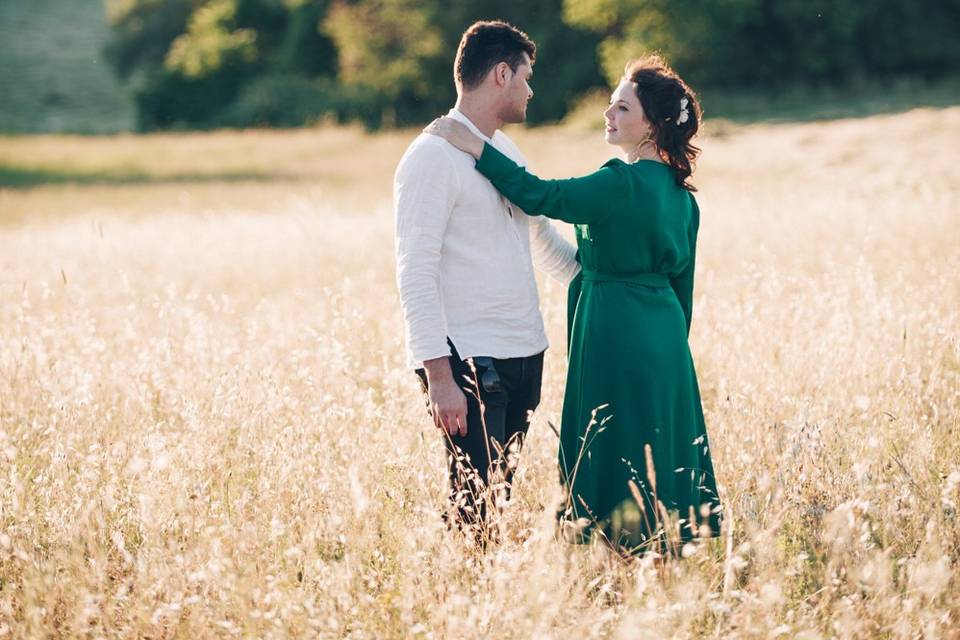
670, 195, 700, 336
475, 142, 626, 224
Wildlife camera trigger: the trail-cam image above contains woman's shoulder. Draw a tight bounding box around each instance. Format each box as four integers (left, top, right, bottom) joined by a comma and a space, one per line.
603, 158, 676, 177
595, 157, 634, 183
624, 161, 699, 210
600, 157, 629, 170
606, 159, 676, 189
593, 158, 697, 201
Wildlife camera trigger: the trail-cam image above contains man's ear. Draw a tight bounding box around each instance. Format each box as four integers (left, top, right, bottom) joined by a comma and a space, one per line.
493, 62, 512, 87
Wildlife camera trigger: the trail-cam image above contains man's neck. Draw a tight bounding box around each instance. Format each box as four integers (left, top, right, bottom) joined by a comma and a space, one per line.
454, 95, 502, 139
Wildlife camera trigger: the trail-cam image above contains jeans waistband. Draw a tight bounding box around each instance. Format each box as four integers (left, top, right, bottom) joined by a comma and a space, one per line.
581, 269, 671, 287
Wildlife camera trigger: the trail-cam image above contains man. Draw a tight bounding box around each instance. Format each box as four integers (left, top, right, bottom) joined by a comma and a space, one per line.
393, 21, 580, 537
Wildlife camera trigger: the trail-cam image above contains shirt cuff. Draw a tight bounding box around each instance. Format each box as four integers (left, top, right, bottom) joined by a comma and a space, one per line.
410, 342, 452, 366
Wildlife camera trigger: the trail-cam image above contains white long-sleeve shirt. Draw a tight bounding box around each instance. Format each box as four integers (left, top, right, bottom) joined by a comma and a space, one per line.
394, 108, 581, 369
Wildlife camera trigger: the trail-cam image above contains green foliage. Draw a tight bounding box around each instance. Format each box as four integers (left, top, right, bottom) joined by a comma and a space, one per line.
323, 0, 443, 97
218, 73, 331, 127
322, 0, 445, 127
103, 0, 960, 130
272, 0, 337, 76
218, 73, 381, 128
563, 0, 960, 89
105, 0, 339, 129
165, 0, 258, 79
104, 0, 199, 80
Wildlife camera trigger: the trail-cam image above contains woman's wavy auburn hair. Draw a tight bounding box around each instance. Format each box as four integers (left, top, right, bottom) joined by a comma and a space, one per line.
625, 55, 702, 191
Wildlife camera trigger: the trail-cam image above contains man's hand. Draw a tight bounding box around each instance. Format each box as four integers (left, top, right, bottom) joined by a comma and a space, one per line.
423, 357, 468, 436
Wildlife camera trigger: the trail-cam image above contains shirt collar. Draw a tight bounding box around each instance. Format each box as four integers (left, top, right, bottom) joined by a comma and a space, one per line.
447, 108, 496, 145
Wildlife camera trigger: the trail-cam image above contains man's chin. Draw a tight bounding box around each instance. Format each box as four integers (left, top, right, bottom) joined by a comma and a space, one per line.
503, 108, 528, 125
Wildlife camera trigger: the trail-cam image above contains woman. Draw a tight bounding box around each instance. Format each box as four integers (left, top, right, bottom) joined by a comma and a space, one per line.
426, 55, 722, 554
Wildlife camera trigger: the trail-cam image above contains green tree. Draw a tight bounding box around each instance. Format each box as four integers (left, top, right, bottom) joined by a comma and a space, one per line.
104, 0, 198, 81
105, 0, 340, 129
103, 0, 959, 130
322, 0, 445, 128
562, 0, 960, 89
164, 0, 258, 79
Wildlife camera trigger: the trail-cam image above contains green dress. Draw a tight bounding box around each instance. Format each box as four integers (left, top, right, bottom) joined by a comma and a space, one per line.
475, 143, 722, 551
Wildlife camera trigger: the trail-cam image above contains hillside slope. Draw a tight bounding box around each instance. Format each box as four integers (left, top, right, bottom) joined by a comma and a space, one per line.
0, 0, 133, 133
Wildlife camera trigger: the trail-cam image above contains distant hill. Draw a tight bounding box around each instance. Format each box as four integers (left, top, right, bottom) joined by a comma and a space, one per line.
0, 0, 134, 134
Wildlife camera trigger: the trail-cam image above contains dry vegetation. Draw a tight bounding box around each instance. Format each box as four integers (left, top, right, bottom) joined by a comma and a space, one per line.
1, 107, 959, 638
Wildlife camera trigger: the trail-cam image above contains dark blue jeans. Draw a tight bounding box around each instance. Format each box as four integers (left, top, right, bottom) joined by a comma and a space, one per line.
416, 342, 544, 530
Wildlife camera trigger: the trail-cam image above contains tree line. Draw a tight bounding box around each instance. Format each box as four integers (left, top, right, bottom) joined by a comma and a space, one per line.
103, 0, 960, 131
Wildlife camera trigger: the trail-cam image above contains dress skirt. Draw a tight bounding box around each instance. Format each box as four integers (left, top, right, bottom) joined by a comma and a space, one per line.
559, 270, 722, 551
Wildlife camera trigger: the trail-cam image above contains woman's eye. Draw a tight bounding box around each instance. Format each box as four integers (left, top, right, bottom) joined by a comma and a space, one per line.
619, 106, 628, 111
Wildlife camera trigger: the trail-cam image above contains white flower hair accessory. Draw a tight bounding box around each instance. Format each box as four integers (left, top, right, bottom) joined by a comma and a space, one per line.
676, 97, 690, 126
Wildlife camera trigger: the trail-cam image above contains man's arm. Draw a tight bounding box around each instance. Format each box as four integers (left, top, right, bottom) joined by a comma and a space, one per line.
528, 214, 581, 286
394, 141, 468, 435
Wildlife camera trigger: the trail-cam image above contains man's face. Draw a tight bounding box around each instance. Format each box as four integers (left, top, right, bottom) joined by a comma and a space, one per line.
499, 53, 534, 124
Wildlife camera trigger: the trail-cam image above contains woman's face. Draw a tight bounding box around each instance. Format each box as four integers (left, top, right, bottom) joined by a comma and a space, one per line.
604, 80, 651, 148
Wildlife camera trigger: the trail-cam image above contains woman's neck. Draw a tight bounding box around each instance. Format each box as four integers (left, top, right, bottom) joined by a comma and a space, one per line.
623, 142, 664, 164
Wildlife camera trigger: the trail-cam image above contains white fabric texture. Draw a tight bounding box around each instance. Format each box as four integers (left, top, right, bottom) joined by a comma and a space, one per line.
394, 108, 580, 369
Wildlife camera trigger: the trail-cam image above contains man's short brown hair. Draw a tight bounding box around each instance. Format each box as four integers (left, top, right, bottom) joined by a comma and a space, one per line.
454, 21, 536, 90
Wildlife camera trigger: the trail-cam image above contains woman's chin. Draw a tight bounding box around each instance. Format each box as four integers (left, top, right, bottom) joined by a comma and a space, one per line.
604, 131, 616, 144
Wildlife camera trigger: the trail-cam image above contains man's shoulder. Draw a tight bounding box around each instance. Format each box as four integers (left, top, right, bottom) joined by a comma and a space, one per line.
394, 133, 466, 194
492, 129, 518, 148
402, 132, 453, 160
396, 133, 456, 176
492, 129, 526, 165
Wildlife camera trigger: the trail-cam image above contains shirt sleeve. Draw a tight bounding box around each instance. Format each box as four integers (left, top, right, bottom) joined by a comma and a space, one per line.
475, 142, 626, 224
527, 214, 581, 285
394, 142, 459, 364
492, 133, 581, 285
670, 195, 700, 336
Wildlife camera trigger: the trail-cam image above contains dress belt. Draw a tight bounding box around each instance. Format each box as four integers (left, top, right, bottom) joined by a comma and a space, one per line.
580, 269, 671, 287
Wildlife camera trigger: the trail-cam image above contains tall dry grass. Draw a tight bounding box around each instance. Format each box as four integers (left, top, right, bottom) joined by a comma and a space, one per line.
1, 107, 959, 638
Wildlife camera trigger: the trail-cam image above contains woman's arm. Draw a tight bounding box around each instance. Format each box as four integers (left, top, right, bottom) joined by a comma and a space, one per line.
424, 117, 626, 225
669, 196, 700, 336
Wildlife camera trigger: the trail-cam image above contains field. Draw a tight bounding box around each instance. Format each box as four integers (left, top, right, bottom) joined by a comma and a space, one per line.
1, 106, 959, 638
